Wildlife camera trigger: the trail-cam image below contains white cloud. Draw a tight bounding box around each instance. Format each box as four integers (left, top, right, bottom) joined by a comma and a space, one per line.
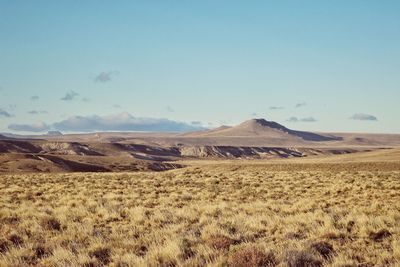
165, 106, 174, 112
51, 113, 205, 132
350, 113, 378, 121
28, 110, 48, 115
95, 71, 118, 83
0, 109, 12, 117
301, 117, 317, 122
287, 116, 317, 122
295, 102, 307, 108
61, 91, 79, 101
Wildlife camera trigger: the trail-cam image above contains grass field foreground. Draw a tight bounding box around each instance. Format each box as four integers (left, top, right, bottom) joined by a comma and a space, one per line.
0, 163, 399, 266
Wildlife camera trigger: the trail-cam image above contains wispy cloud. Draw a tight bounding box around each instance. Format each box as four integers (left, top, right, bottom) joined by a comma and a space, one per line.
350, 113, 378, 121
287, 116, 298, 122
30, 95, 39, 101
165, 106, 174, 112
219, 119, 230, 125
269, 106, 284, 110
95, 71, 118, 83
287, 116, 317, 122
301, 117, 317, 122
295, 102, 307, 108
0, 109, 12, 118
61, 91, 79, 101
82, 97, 91, 102
8, 122, 49, 132
190, 121, 203, 126
28, 110, 48, 115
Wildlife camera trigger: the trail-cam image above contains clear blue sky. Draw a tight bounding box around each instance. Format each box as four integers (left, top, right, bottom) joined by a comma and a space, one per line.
1, 1, 399, 133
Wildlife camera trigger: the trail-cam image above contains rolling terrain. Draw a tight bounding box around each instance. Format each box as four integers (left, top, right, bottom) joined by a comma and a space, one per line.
1, 118, 399, 173
1, 120, 399, 266
0, 149, 399, 266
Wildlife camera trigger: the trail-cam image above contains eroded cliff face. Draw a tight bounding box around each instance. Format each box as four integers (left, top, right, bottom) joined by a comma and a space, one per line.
179, 146, 301, 158
178, 146, 356, 159
0, 139, 362, 173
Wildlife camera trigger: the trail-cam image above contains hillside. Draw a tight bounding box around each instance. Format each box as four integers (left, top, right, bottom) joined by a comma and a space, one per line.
0, 118, 399, 173
183, 119, 340, 142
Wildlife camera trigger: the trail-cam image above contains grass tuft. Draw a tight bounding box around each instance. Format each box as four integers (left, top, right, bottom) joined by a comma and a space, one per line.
283, 249, 322, 267
41, 216, 62, 231
89, 246, 111, 265
309, 241, 334, 259
369, 229, 391, 242
227, 245, 276, 267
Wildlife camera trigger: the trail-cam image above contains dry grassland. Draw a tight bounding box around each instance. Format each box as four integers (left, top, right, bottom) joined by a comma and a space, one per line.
0, 163, 399, 266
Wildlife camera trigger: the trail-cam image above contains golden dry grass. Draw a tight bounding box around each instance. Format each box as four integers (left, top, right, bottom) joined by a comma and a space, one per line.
0, 163, 399, 266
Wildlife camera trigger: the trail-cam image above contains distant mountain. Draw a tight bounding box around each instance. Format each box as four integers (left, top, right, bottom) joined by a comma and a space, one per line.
45, 131, 63, 136
183, 118, 341, 142
0, 133, 20, 140
0, 134, 11, 140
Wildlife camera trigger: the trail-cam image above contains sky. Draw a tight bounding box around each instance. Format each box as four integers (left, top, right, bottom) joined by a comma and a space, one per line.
1, 1, 400, 134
